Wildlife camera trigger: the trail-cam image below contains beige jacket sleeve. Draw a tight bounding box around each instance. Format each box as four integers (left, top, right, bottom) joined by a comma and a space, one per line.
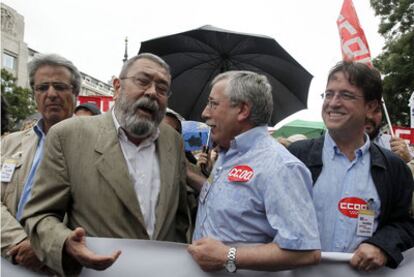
1, 130, 34, 259
20, 125, 79, 276
1, 202, 27, 258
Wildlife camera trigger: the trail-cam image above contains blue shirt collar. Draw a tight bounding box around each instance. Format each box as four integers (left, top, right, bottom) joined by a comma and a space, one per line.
324, 132, 371, 161
33, 119, 46, 139
229, 126, 268, 154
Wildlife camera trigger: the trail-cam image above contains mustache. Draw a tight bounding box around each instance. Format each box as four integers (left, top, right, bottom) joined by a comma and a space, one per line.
131, 97, 159, 114
365, 117, 377, 127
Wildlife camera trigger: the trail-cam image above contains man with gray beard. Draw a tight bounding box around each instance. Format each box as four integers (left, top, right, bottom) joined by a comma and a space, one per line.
20, 53, 192, 276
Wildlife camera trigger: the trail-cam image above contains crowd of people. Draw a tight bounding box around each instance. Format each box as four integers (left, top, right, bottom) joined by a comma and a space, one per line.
1, 53, 414, 275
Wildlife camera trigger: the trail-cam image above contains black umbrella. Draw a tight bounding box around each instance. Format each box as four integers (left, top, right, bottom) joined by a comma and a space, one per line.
139, 25, 313, 125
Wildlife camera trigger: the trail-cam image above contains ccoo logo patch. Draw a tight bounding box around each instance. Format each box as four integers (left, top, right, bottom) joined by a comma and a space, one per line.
228, 165, 254, 182
338, 197, 367, 218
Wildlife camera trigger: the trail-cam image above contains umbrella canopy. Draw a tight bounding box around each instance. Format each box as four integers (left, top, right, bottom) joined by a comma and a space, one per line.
139, 25, 313, 125
181, 120, 210, 152
272, 119, 326, 139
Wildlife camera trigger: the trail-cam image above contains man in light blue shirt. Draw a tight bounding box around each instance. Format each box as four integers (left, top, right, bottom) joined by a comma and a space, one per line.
313, 132, 381, 253
188, 71, 321, 273
1, 54, 81, 273
289, 61, 414, 271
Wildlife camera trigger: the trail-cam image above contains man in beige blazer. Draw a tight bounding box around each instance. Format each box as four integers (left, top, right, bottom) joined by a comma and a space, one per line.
1, 53, 81, 273
21, 53, 191, 275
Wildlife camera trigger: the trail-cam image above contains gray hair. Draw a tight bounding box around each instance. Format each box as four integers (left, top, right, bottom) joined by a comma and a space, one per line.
119, 53, 170, 78
212, 71, 273, 126
28, 53, 82, 96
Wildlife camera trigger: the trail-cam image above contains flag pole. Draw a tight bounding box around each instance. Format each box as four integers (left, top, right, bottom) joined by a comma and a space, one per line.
337, 0, 394, 137
382, 100, 395, 136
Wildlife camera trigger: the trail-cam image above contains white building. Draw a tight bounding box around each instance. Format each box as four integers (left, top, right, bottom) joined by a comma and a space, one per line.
1, 3, 29, 88
1, 2, 113, 97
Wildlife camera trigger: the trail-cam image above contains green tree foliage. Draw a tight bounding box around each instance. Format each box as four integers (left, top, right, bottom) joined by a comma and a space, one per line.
1, 69, 37, 131
370, 0, 414, 126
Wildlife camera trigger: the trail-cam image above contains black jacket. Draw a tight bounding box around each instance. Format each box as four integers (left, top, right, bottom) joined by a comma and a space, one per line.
288, 136, 414, 268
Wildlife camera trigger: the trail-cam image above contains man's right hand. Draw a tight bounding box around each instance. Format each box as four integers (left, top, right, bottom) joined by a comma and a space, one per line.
65, 227, 121, 271
390, 136, 412, 163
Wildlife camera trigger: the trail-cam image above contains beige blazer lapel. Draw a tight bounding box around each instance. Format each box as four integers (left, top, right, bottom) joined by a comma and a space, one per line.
16, 130, 38, 204
1, 129, 38, 215
153, 125, 175, 239
94, 113, 147, 229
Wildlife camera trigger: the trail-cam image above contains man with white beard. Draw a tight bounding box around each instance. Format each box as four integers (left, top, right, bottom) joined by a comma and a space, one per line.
21, 53, 192, 276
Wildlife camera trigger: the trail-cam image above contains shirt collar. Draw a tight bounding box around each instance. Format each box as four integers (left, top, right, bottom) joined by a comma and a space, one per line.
324, 132, 370, 160
111, 108, 160, 146
33, 119, 46, 139
229, 126, 268, 154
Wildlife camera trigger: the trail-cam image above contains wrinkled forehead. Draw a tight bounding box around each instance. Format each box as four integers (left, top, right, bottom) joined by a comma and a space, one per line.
34, 65, 72, 81
128, 58, 170, 81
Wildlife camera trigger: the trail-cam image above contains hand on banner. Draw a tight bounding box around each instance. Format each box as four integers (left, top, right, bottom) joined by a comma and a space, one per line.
350, 243, 387, 271
390, 137, 412, 163
7, 239, 44, 272
65, 227, 121, 270
187, 237, 229, 271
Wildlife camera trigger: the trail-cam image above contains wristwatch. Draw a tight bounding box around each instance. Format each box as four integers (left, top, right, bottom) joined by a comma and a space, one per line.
224, 247, 237, 273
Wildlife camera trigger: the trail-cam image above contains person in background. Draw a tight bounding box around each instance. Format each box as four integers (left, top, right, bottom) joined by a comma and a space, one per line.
74, 103, 101, 116
365, 104, 413, 163
365, 104, 414, 216
289, 61, 414, 271
20, 53, 191, 275
1, 53, 81, 273
162, 108, 200, 224
188, 70, 321, 272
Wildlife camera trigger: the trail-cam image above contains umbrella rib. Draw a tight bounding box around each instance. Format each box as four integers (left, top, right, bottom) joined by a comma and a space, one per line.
229, 55, 308, 105
170, 55, 222, 78
189, 66, 221, 116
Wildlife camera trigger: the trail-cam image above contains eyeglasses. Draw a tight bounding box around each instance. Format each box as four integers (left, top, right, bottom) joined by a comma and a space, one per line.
34, 82, 73, 93
120, 75, 171, 97
321, 91, 364, 102
205, 99, 220, 110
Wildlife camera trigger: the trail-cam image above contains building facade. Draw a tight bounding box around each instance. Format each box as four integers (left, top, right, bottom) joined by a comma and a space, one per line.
1, 2, 114, 97
1, 3, 30, 88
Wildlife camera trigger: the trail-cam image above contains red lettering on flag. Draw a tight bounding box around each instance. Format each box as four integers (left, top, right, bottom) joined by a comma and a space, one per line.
337, 0, 372, 67
392, 126, 414, 145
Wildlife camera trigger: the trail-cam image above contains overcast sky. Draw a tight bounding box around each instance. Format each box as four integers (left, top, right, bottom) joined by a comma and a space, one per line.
3, 0, 384, 126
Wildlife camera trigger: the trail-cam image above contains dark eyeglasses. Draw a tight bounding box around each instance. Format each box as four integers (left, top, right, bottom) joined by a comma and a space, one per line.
34, 82, 73, 93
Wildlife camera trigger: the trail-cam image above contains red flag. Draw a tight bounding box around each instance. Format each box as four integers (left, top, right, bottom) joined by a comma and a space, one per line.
337, 0, 372, 66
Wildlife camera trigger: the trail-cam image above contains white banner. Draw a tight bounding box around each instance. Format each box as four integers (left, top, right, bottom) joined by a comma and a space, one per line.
2, 238, 414, 277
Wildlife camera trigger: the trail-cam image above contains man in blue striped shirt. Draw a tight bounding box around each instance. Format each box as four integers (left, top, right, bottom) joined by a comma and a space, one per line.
188, 71, 321, 273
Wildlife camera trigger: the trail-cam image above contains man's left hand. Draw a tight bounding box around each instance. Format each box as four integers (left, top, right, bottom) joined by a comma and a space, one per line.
390, 137, 412, 163
187, 237, 229, 272
7, 239, 44, 272
350, 243, 387, 271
